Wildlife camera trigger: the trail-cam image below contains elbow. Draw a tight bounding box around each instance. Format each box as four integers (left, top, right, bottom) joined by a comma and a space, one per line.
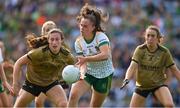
101, 53, 109, 60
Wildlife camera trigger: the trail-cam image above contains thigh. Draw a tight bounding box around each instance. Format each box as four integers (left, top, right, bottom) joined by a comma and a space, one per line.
46, 85, 67, 106
14, 89, 35, 107
0, 97, 2, 107
154, 86, 174, 106
35, 92, 47, 102
130, 92, 146, 107
35, 93, 47, 107
70, 80, 91, 98
0, 92, 10, 107
90, 89, 107, 107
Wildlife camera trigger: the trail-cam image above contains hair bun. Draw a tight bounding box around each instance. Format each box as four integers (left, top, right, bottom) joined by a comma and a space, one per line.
97, 7, 109, 22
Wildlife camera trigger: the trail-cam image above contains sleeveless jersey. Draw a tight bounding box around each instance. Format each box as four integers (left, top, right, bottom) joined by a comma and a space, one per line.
75, 32, 114, 78
132, 44, 174, 90
27, 46, 75, 86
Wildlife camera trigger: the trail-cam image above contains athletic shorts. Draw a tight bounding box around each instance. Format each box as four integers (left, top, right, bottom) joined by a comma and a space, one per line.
135, 85, 168, 98
84, 73, 113, 94
58, 80, 69, 89
22, 80, 59, 96
0, 80, 5, 93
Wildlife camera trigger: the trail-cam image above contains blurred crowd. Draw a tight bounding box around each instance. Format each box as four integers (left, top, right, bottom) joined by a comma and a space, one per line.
0, 0, 179, 107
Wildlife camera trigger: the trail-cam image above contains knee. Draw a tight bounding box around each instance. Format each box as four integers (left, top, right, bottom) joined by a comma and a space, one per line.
163, 102, 174, 107
69, 92, 80, 101
57, 101, 67, 107
35, 99, 44, 107
35, 101, 43, 107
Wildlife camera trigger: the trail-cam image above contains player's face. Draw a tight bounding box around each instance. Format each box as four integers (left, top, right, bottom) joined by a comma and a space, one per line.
79, 18, 95, 38
48, 32, 62, 54
145, 29, 159, 47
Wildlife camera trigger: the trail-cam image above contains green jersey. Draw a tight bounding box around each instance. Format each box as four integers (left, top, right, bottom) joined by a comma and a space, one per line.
27, 46, 75, 86
132, 44, 174, 90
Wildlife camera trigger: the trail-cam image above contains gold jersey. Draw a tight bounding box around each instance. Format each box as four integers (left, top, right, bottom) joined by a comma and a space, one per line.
26, 46, 75, 86
132, 44, 174, 90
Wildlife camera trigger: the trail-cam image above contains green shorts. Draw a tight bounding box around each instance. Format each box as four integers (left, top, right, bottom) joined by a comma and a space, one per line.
0, 80, 5, 93
84, 73, 113, 94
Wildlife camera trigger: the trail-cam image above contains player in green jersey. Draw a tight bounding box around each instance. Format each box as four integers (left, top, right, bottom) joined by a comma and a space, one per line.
0, 41, 13, 107
68, 3, 114, 107
12, 28, 75, 107
121, 25, 180, 107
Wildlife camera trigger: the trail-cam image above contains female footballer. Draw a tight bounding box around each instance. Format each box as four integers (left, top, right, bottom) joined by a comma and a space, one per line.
12, 28, 75, 107
68, 3, 114, 107
121, 25, 180, 107
0, 42, 13, 107
26, 21, 70, 107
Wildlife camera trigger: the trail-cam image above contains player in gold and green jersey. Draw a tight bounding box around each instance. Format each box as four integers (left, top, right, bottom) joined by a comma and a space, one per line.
26, 21, 71, 107
12, 28, 75, 107
121, 25, 180, 107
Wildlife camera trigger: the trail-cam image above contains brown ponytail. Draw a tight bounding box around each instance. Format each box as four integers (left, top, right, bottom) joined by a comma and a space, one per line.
26, 33, 48, 49
26, 21, 56, 49
26, 20, 71, 50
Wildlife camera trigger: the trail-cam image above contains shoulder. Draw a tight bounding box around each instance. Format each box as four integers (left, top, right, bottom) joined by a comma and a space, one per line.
76, 36, 83, 42
60, 46, 71, 56
136, 44, 147, 50
135, 44, 147, 51
158, 44, 169, 53
95, 32, 109, 43
133, 44, 147, 55
28, 46, 47, 55
96, 32, 107, 37
75, 36, 84, 46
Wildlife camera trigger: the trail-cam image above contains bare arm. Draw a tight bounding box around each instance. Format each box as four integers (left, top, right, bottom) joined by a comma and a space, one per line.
168, 64, 180, 81
12, 54, 29, 96
79, 63, 87, 79
124, 61, 138, 80
13, 54, 29, 86
86, 44, 110, 62
0, 63, 7, 82
76, 45, 110, 66
120, 61, 138, 89
75, 54, 87, 80
0, 62, 14, 94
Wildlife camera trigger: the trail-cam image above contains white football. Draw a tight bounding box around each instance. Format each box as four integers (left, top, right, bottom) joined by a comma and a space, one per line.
62, 65, 80, 84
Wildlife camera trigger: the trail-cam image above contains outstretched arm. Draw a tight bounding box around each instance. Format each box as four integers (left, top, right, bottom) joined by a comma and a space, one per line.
0, 63, 7, 83
79, 63, 87, 80
120, 61, 138, 89
0, 63, 13, 93
85, 45, 110, 62
124, 61, 138, 80
12, 54, 29, 95
76, 45, 110, 66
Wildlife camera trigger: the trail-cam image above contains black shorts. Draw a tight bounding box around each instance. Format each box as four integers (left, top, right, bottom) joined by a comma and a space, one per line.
135, 85, 168, 98
22, 80, 59, 96
58, 80, 69, 89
